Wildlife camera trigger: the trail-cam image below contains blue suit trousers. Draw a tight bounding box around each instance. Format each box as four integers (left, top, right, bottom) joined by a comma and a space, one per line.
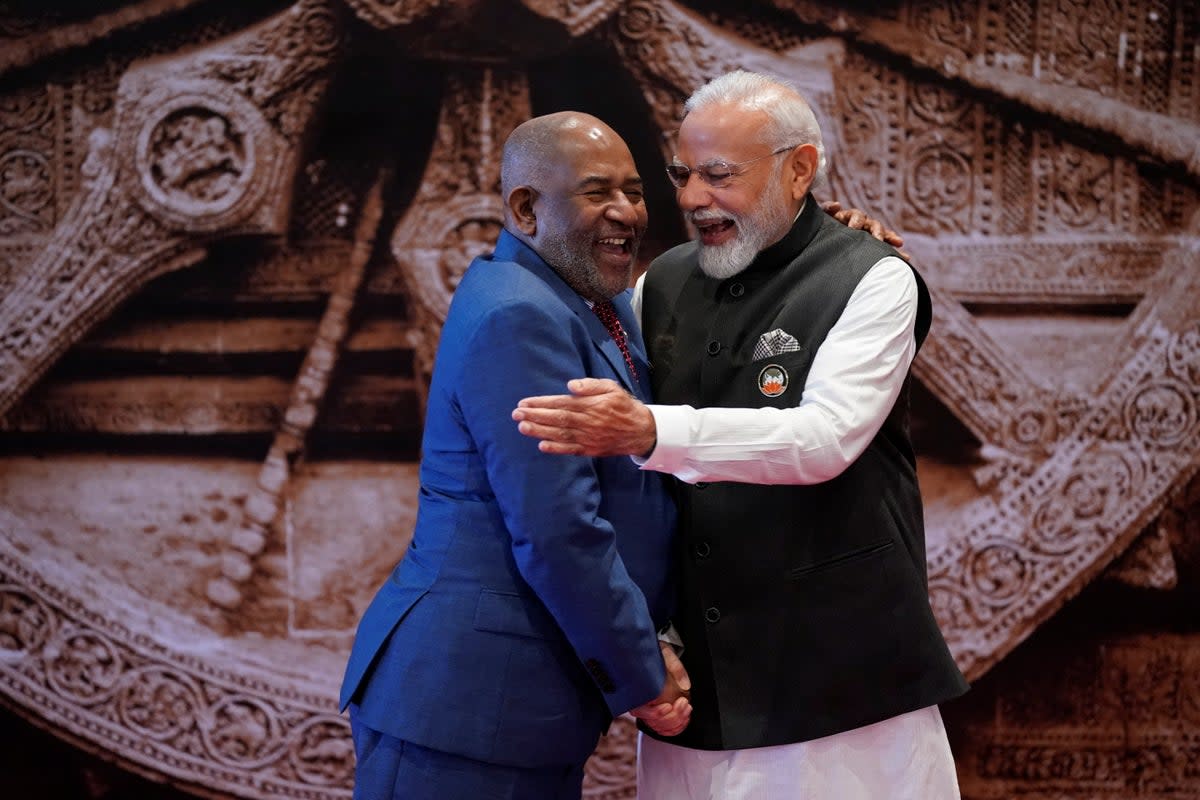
350, 706, 586, 800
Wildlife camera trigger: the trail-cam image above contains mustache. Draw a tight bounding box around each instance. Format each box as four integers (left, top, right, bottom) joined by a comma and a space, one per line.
598, 226, 640, 239
688, 210, 736, 226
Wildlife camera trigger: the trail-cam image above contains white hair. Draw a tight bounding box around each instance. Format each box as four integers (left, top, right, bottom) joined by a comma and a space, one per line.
684, 70, 827, 186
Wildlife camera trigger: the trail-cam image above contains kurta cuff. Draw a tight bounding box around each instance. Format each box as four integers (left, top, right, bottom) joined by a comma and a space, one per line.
637, 404, 696, 481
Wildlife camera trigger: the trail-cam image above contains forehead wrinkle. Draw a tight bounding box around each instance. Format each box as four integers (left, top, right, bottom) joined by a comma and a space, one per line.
679, 105, 772, 158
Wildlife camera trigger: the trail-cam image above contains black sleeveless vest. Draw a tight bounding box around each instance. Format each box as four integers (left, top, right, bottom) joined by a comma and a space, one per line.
640, 197, 967, 750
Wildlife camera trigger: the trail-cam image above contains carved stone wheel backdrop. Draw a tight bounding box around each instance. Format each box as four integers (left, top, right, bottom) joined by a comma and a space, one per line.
0, 0, 1197, 798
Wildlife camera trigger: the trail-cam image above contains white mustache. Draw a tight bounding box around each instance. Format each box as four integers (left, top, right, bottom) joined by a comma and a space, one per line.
688, 211, 736, 226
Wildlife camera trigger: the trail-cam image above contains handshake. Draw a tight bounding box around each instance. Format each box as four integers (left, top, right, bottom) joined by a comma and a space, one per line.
630, 641, 692, 737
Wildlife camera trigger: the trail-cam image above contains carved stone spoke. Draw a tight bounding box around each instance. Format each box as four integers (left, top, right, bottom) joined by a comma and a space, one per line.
390, 67, 530, 376
913, 288, 1043, 450
929, 238, 1200, 677
0, 0, 340, 419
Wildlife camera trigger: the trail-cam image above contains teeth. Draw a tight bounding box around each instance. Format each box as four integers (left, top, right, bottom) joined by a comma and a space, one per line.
599, 238, 627, 246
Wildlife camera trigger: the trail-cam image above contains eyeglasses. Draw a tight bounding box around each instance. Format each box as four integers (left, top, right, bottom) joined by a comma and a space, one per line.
664, 144, 797, 189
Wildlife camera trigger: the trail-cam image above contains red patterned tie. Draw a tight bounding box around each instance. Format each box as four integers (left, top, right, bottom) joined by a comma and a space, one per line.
592, 300, 639, 382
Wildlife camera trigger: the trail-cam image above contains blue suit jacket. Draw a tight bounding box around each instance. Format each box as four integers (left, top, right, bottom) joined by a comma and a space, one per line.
340, 230, 677, 768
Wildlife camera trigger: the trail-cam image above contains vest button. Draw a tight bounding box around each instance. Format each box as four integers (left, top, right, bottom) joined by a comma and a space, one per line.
704, 607, 721, 624
728, 282, 745, 298
706, 341, 721, 355
694, 541, 711, 558
694, 482, 708, 489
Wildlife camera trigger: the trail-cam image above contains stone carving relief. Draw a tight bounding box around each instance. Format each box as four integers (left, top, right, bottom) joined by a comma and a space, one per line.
0, 88, 55, 235
0, 510, 356, 796
925, 273, 1200, 674
347, 0, 622, 60
768, 0, 1200, 179
521, 0, 625, 36
390, 68, 530, 378
609, 0, 844, 176
0, 1, 1196, 798
208, 174, 390, 613
344, 0, 447, 27
960, 625, 1200, 798
0, 0, 341, 418
139, 102, 252, 219
128, 86, 276, 231
0, 147, 53, 234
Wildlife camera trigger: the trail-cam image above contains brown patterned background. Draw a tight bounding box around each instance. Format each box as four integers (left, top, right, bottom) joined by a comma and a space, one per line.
0, 1, 1197, 798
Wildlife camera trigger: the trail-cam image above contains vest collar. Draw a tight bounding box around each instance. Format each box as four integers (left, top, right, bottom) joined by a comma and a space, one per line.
737, 192, 823, 278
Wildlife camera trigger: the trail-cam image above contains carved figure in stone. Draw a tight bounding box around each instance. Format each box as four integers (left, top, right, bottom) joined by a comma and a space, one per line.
148, 109, 245, 204
210, 701, 273, 761
80, 127, 115, 187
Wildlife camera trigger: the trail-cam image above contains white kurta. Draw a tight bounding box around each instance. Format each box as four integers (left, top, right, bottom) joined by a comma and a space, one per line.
630, 257, 960, 799
637, 705, 958, 800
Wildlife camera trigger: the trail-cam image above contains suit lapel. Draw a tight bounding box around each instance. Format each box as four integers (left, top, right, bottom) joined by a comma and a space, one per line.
492, 231, 644, 397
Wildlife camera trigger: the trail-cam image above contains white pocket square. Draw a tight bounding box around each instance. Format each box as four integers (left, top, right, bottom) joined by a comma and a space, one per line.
752, 328, 801, 360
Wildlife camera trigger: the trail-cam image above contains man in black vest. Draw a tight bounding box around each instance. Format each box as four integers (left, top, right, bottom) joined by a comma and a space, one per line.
513, 71, 968, 799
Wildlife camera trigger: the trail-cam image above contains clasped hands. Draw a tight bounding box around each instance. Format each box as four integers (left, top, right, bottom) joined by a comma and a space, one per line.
512, 378, 655, 458
630, 641, 692, 737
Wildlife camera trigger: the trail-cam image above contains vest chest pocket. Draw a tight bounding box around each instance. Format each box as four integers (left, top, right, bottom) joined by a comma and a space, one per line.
728, 349, 813, 408
785, 538, 894, 579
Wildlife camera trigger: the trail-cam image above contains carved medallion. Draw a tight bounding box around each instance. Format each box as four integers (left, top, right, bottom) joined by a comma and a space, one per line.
129, 87, 271, 231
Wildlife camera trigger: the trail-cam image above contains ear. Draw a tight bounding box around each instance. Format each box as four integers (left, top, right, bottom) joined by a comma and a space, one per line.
785, 144, 819, 201
507, 186, 538, 236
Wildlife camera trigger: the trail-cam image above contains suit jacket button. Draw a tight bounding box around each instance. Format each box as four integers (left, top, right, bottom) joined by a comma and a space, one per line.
704, 607, 721, 624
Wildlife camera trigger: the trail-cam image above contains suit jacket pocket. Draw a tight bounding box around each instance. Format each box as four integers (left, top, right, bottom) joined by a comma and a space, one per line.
473, 589, 557, 640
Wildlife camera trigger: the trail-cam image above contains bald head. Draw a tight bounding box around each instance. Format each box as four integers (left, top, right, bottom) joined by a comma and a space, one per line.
501, 112, 613, 224
499, 111, 648, 302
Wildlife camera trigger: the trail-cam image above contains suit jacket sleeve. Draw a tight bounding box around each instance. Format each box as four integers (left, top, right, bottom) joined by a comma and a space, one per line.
452, 296, 666, 716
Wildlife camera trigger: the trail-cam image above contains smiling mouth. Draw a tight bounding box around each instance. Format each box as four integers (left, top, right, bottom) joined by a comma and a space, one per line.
694, 218, 736, 244
597, 236, 633, 256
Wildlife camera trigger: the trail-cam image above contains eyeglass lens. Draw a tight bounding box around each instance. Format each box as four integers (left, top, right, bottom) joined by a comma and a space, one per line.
664, 145, 795, 189
664, 163, 734, 189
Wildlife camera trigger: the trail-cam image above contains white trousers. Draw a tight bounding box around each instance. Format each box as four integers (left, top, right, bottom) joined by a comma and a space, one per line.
637, 705, 959, 800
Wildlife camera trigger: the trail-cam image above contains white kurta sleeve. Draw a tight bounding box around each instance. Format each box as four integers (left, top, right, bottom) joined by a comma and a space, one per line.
637, 256, 918, 486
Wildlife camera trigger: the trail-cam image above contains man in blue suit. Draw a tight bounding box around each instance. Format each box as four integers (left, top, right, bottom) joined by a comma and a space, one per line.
340, 111, 689, 800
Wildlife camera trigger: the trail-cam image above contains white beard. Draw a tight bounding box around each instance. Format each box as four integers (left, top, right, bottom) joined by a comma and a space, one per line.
697, 232, 764, 279
694, 176, 795, 280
